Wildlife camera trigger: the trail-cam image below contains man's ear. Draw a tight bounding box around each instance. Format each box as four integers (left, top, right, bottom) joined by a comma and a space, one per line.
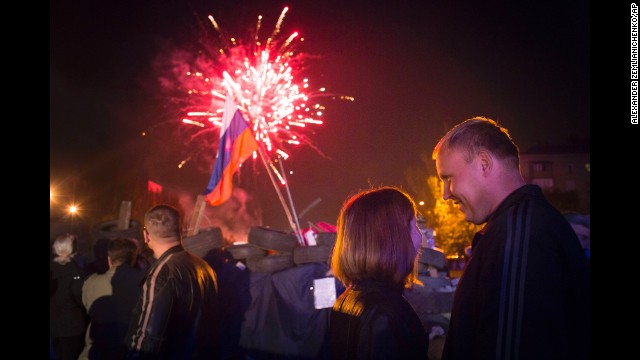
477, 150, 493, 176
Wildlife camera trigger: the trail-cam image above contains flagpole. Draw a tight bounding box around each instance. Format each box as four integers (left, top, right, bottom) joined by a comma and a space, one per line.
256, 148, 304, 245
277, 159, 304, 245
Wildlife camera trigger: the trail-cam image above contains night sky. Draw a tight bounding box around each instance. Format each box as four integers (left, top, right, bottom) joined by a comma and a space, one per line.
51, 0, 590, 230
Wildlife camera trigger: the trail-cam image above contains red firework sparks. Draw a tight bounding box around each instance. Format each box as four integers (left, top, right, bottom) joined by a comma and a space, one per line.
173, 6, 353, 168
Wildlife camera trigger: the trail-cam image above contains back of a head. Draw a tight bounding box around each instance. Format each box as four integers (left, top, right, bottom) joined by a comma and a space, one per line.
52, 233, 77, 265
108, 238, 139, 267
144, 204, 182, 242
432, 116, 520, 170
331, 186, 418, 289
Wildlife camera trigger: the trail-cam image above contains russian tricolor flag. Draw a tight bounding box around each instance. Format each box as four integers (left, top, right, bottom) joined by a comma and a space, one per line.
203, 95, 259, 206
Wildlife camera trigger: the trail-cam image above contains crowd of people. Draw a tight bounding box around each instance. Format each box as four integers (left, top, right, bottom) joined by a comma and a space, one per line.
51, 205, 222, 360
50, 116, 590, 359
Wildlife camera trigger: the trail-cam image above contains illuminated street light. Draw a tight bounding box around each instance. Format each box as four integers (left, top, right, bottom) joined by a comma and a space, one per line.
67, 203, 81, 232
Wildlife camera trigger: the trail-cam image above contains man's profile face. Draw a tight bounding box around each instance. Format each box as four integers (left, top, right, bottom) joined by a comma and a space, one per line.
436, 148, 487, 225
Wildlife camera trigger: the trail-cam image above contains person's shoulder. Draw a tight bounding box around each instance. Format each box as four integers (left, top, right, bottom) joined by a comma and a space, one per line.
357, 286, 407, 314
179, 249, 215, 268
501, 185, 565, 221
155, 251, 205, 272
50, 260, 61, 273
522, 194, 571, 227
514, 194, 580, 247
83, 272, 99, 284
117, 263, 144, 272
359, 291, 424, 334
486, 190, 568, 236
118, 264, 146, 279
52, 259, 84, 275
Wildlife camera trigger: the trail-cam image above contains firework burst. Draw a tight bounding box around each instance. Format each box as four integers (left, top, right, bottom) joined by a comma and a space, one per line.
171, 6, 352, 170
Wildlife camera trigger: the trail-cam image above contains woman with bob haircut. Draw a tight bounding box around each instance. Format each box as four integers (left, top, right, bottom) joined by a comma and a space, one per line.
329, 186, 429, 359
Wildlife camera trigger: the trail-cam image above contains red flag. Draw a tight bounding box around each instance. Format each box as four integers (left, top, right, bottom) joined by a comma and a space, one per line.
147, 180, 163, 193
203, 95, 259, 206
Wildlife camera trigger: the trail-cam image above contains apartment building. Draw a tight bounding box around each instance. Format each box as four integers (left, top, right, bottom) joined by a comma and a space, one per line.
519, 142, 590, 213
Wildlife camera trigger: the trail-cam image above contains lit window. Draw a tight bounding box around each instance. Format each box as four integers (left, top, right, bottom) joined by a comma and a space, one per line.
531, 161, 552, 172
531, 178, 554, 189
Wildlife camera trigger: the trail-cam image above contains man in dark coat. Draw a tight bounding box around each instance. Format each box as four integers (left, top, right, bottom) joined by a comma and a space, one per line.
125, 205, 222, 360
433, 117, 590, 360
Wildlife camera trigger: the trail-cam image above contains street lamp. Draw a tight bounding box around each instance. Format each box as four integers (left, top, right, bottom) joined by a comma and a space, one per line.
68, 203, 79, 232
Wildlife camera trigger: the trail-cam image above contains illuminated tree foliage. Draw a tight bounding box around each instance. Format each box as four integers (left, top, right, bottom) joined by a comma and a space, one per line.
405, 153, 481, 257
425, 176, 482, 257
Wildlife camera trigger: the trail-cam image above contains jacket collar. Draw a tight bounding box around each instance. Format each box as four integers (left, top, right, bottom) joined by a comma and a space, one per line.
472, 184, 543, 251
156, 243, 184, 262
485, 184, 542, 224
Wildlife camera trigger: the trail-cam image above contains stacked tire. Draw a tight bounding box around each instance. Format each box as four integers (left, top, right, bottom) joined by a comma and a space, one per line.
292, 232, 336, 265
417, 247, 447, 275
405, 245, 455, 359
89, 219, 144, 273
241, 227, 297, 273
91, 219, 143, 244
194, 227, 339, 273
182, 227, 224, 258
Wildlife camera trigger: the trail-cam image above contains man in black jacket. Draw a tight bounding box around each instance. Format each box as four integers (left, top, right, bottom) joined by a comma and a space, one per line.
433, 117, 590, 360
125, 204, 221, 359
